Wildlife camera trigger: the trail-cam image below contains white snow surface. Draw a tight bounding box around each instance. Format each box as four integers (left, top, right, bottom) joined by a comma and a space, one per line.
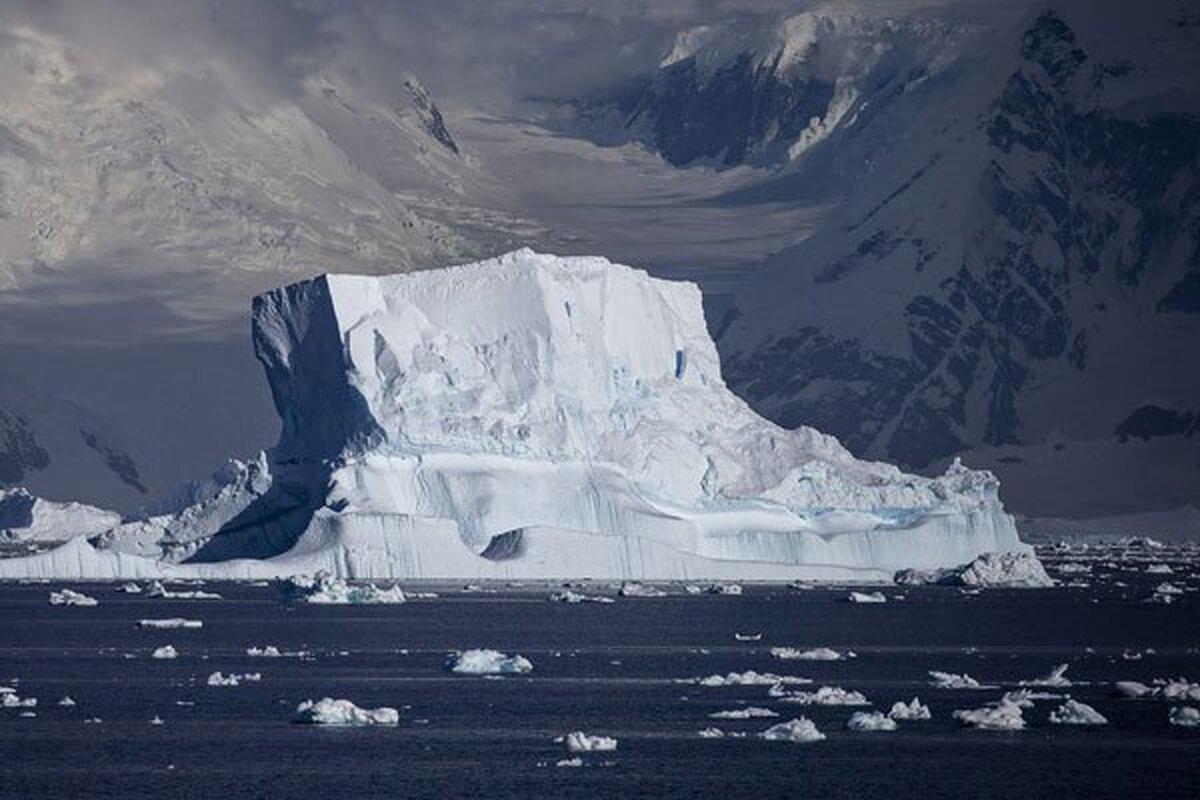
293, 698, 399, 726
0, 251, 1025, 580
447, 649, 533, 675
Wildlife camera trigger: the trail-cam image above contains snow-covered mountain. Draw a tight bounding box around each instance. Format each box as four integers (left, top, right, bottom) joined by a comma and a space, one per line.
0, 251, 1023, 580
578, 4, 1200, 518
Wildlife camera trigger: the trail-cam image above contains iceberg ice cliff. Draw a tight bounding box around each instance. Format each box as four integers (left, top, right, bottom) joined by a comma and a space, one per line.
0, 250, 1026, 580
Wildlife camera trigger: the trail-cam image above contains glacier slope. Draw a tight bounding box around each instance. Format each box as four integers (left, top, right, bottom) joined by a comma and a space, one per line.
0, 250, 1024, 580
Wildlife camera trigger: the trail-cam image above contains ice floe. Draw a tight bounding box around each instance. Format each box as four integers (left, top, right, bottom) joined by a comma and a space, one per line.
564, 731, 618, 752
698, 727, 726, 738
280, 572, 406, 604
760, 717, 826, 743
1020, 663, 1072, 688
58, 696, 76, 707
1048, 699, 1107, 725
138, 618, 202, 629
1168, 706, 1200, 727
846, 711, 897, 731
206, 671, 261, 687
447, 649, 533, 675
555, 757, 584, 768
617, 582, 668, 598
1, 689, 37, 708
49, 589, 98, 607
151, 645, 178, 660
847, 591, 886, 604
293, 698, 399, 726
696, 671, 811, 687
953, 700, 1025, 730
778, 686, 869, 706
708, 707, 779, 719
770, 646, 853, 661
145, 581, 222, 600
549, 590, 614, 604
888, 697, 932, 720
929, 671, 992, 689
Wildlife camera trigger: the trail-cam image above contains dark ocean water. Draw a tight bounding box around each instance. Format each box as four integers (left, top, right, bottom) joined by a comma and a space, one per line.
1, 569, 1197, 799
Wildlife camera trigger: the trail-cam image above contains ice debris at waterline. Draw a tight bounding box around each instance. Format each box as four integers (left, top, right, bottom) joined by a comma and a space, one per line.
279, 572, 406, 604
293, 698, 399, 726
446, 649, 533, 675
0, 250, 1029, 581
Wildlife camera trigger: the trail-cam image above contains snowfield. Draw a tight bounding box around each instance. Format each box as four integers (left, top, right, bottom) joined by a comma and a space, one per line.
0, 251, 1029, 581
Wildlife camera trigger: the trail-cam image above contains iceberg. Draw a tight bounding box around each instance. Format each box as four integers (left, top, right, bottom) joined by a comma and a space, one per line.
888, 697, 931, 720
708, 707, 779, 719
446, 649, 533, 675
778, 686, 870, 706
953, 700, 1026, 730
1048, 699, 1107, 725
293, 698, 399, 726
279, 572, 406, 604
760, 717, 826, 743
49, 588, 98, 607
0, 251, 1028, 580
138, 618, 202, 629
564, 732, 618, 753
770, 646, 852, 661
846, 711, 897, 731
895, 551, 1053, 588
1169, 707, 1200, 728
151, 645, 179, 660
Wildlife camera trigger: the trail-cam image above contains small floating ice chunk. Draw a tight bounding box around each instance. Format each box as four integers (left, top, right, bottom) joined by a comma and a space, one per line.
708, 707, 778, 719
83, 717, 102, 724
770, 646, 851, 661
1145, 564, 1173, 574
49, 589, 98, 607
888, 697, 931, 720
1112, 681, 1153, 699
1021, 663, 1072, 688
1001, 689, 1063, 708
151, 645, 178, 660
145, 581, 222, 600
1055, 562, 1092, 575
1169, 706, 1200, 727
734, 633, 762, 642
247, 646, 282, 657
293, 698, 399, 726
696, 671, 811, 687
929, 671, 991, 689
846, 711, 897, 731
779, 686, 869, 706
617, 582, 667, 598
138, 618, 202, 630
206, 671, 261, 687
698, 727, 726, 738
149, 716, 165, 725
1049, 699, 1107, 725
280, 572, 406, 604
760, 717, 825, 743
847, 591, 886, 604
564, 731, 618, 752
1158, 679, 1200, 702
705, 583, 742, 596
1153, 582, 1185, 596
117, 582, 143, 594
549, 590, 613, 604
447, 649, 533, 675
555, 757, 584, 768
58, 696, 76, 707
1, 690, 36, 708
953, 700, 1026, 730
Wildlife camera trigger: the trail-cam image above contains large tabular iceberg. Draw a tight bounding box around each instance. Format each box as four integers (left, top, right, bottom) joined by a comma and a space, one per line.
0, 250, 1026, 580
